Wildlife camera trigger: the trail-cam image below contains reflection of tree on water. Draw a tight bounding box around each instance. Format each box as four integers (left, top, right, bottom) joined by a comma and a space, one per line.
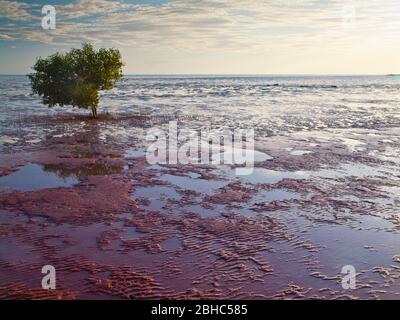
42, 121, 125, 179
43, 163, 124, 179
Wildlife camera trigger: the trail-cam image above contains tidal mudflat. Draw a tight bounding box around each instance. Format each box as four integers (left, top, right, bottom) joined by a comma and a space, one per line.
0, 76, 399, 299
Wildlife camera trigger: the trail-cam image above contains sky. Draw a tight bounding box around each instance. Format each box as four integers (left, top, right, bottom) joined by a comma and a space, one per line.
1, 0, 400, 74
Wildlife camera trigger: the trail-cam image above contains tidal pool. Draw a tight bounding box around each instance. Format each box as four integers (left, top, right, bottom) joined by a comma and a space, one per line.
212, 147, 273, 164
133, 185, 181, 210
160, 174, 228, 194
124, 148, 147, 158
0, 163, 78, 192
290, 150, 313, 156
252, 189, 300, 203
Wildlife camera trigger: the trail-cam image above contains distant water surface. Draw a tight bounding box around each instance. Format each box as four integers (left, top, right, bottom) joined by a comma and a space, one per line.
1, 75, 400, 137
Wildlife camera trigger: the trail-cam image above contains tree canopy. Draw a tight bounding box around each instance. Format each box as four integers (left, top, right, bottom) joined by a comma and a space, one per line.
29, 43, 123, 118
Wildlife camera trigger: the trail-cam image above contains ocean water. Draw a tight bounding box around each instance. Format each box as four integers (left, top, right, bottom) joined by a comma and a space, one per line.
1, 75, 400, 137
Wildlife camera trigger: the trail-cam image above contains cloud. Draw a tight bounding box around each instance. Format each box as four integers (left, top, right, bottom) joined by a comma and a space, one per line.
0, 0, 33, 20
1, 0, 400, 54
58, 0, 129, 18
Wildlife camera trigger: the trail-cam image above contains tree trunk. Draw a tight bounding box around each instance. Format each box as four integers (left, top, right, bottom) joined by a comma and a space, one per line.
91, 105, 98, 119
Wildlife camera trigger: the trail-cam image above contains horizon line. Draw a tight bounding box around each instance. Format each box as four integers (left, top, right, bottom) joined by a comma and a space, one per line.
0, 73, 396, 77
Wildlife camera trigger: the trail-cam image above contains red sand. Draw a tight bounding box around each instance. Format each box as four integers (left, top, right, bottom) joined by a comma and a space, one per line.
0, 119, 399, 299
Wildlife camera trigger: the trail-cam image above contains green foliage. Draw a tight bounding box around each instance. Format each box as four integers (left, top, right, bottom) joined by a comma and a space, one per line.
29, 43, 123, 118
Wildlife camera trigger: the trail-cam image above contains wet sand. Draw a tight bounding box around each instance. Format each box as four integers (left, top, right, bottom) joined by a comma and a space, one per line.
0, 113, 399, 300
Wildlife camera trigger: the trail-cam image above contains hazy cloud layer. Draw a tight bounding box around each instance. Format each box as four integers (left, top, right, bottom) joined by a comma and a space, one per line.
0, 1, 34, 21
1, 0, 400, 51
1, 0, 400, 73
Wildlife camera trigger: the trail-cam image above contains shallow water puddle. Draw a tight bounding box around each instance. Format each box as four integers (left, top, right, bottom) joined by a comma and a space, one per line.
161, 237, 182, 250
311, 163, 393, 180
120, 226, 142, 240
232, 206, 258, 217
47, 222, 108, 251
264, 210, 400, 297
357, 215, 396, 230
183, 204, 221, 218
43, 162, 126, 178
332, 194, 394, 206
187, 171, 201, 179
224, 167, 307, 184
290, 150, 313, 156
306, 220, 400, 271
160, 174, 228, 194
30, 216, 48, 223
44, 222, 140, 264
124, 148, 147, 158
211, 147, 273, 163
133, 185, 181, 210
0, 163, 78, 192
0, 238, 40, 264
219, 160, 396, 186
252, 189, 300, 203
0, 210, 29, 224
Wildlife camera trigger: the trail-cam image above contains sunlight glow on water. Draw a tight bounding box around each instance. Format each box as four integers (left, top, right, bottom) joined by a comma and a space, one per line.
2, 75, 400, 141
